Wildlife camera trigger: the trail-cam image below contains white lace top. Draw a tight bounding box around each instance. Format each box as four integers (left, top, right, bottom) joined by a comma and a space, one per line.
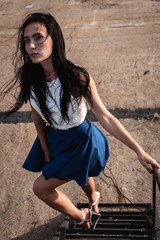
30, 77, 88, 130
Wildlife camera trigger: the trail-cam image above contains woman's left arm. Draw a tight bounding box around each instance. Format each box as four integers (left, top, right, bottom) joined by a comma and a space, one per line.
89, 75, 160, 173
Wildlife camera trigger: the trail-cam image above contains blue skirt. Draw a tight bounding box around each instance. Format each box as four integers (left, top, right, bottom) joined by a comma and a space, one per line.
22, 121, 110, 186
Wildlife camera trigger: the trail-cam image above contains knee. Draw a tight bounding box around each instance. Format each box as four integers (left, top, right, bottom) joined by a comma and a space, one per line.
33, 178, 44, 199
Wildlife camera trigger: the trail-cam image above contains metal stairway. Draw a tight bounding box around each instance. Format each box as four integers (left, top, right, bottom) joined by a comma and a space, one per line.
53, 168, 160, 240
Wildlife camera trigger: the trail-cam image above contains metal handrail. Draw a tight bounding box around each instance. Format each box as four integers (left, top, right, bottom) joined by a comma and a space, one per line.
152, 167, 160, 231
153, 167, 160, 191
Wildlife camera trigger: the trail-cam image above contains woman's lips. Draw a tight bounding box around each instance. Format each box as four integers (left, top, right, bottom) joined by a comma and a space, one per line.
31, 53, 39, 57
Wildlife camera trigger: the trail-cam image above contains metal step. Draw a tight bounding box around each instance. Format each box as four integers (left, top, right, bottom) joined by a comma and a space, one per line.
53, 203, 155, 240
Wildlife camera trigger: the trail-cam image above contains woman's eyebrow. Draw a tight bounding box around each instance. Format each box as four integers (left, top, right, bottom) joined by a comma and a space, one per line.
24, 32, 42, 39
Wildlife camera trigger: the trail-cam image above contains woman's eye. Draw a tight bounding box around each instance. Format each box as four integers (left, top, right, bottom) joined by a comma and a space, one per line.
24, 39, 30, 44
35, 35, 43, 41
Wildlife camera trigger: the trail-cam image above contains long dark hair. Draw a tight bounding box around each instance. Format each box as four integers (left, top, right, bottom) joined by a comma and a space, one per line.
1, 12, 92, 126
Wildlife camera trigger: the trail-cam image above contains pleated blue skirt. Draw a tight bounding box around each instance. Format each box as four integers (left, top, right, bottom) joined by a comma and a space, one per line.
22, 120, 110, 186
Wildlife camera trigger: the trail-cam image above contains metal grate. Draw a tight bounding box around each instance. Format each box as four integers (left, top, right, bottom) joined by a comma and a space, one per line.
53, 203, 156, 240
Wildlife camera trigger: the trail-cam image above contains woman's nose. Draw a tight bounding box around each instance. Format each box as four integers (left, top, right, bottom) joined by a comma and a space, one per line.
29, 42, 36, 49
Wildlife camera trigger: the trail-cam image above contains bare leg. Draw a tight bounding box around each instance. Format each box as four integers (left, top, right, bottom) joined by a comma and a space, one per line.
33, 175, 90, 228
81, 177, 99, 212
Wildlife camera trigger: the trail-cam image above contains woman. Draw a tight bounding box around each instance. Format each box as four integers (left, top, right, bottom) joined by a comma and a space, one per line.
1, 12, 160, 229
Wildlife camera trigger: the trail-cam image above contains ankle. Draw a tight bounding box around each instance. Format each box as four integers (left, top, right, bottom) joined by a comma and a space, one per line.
74, 210, 84, 223
75, 209, 91, 229
89, 191, 97, 204
89, 191, 100, 213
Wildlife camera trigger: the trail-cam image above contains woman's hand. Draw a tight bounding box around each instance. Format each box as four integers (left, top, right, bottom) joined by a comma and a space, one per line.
137, 150, 160, 174
43, 149, 52, 163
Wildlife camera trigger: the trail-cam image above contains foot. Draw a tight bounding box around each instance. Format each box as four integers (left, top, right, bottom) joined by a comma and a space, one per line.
76, 209, 91, 229
76, 208, 101, 230
89, 191, 100, 213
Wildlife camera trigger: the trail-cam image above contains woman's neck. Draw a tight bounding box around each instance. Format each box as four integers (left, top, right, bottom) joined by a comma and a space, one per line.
41, 59, 56, 82
46, 71, 57, 82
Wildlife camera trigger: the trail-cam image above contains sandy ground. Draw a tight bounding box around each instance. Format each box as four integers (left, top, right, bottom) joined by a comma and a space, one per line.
0, 1, 160, 240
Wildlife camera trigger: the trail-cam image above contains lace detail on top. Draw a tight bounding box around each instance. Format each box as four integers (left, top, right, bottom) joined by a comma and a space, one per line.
30, 77, 87, 130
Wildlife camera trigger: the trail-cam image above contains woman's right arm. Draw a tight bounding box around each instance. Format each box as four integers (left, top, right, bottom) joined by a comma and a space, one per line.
31, 105, 51, 163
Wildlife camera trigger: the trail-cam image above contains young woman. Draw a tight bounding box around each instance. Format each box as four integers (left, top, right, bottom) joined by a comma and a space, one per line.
2, 12, 160, 229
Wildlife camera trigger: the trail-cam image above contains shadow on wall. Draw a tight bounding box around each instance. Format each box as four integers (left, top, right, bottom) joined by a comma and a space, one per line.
10, 214, 65, 240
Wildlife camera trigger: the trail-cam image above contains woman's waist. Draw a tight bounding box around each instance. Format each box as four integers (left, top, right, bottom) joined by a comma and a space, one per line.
47, 119, 90, 134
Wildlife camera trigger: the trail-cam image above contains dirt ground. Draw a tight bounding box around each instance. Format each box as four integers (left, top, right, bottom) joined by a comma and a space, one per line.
0, 1, 160, 240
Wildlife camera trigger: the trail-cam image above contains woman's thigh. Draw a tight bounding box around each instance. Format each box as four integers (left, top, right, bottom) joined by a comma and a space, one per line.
33, 174, 70, 195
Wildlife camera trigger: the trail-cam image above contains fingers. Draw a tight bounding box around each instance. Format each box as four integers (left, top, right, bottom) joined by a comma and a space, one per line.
138, 152, 160, 174
143, 161, 160, 174
142, 162, 153, 174
148, 159, 160, 172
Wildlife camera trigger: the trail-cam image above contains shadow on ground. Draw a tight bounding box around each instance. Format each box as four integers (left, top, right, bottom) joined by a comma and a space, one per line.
1, 108, 160, 123
10, 214, 65, 240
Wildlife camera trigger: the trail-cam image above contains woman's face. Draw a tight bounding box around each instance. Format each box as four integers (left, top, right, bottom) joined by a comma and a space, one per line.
24, 22, 53, 65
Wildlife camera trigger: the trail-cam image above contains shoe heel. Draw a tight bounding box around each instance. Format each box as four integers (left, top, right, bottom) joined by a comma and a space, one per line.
90, 211, 101, 229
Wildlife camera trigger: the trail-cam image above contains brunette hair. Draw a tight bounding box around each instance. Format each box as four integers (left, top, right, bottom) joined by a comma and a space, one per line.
1, 12, 92, 126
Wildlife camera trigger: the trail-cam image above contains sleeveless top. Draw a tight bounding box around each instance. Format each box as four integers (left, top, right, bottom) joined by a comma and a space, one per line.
30, 77, 88, 130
